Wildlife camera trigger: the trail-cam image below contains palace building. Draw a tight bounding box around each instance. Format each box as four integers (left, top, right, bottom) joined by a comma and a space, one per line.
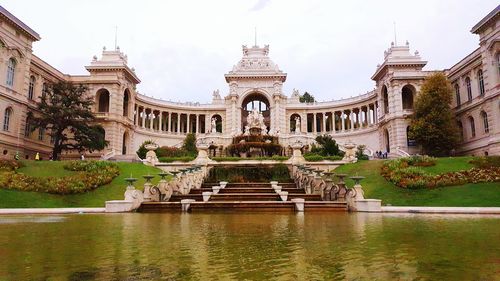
0, 5, 498, 160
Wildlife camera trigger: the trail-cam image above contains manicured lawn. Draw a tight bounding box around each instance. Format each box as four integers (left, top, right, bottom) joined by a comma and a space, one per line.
419, 156, 474, 175
0, 161, 163, 208
334, 159, 500, 207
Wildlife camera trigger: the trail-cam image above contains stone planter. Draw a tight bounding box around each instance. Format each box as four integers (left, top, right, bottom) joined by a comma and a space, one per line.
212, 186, 221, 194
270, 181, 278, 186
291, 198, 305, 212
279, 191, 288, 201
273, 185, 282, 193
202, 191, 212, 202
219, 181, 228, 189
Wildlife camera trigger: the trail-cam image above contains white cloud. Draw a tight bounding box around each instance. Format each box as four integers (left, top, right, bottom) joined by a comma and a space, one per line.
2, 0, 498, 103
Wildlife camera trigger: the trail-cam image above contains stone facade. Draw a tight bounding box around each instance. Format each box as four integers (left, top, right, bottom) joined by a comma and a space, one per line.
0, 5, 498, 160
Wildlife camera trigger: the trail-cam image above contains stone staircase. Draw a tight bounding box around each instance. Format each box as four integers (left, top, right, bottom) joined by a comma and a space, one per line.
138, 182, 348, 212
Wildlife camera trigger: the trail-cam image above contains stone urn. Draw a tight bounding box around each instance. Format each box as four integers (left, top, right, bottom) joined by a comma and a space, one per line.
342, 141, 357, 163
145, 143, 159, 166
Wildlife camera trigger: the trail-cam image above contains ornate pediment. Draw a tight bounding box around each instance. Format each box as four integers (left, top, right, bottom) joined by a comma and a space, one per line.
227, 45, 284, 75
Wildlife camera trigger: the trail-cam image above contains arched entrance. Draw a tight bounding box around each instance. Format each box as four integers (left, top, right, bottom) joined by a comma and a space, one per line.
384, 129, 390, 153
122, 132, 128, 155
241, 93, 270, 133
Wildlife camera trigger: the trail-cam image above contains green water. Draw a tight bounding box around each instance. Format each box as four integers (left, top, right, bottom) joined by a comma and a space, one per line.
0, 213, 499, 280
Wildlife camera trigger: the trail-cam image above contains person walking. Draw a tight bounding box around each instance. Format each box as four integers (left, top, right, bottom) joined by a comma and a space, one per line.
35, 152, 40, 161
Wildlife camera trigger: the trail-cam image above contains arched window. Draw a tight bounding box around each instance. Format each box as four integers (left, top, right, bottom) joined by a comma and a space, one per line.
454, 84, 461, 107
497, 53, 500, 76
382, 85, 389, 114
3, 107, 12, 131
478, 69, 484, 96
38, 128, 44, 141
6, 58, 16, 87
481, 111, 489, 134
123, 89, 130, 117
384, 129, 390, 152
122, 132, 128, 154
465, 77, 472, 102
96, 89, 110, 112
401, 85, 414, 110
28, 76, 35, 100
468, 116, 475, 138
457, 121, 463, 142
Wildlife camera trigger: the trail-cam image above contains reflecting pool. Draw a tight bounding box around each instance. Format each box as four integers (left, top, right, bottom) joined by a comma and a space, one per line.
0, 213, 499, 280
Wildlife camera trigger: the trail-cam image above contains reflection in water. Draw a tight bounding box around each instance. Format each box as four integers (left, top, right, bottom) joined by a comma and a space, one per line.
0, 213, 499, 280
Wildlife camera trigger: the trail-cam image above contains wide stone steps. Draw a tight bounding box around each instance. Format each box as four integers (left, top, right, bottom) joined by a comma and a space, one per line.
138, 181, 348, 212
138, 201, 348, 212
190, 188, 306, 194
169, 193, 319, 202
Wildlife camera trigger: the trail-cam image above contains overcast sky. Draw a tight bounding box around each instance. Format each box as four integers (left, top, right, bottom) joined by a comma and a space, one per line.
3, 0, 498, 103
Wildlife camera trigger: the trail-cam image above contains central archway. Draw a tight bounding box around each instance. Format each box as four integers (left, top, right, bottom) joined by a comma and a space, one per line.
241, 92, 270, 133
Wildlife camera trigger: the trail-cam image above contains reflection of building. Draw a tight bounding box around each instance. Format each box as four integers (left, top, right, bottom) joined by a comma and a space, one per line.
0, 5, 498, 160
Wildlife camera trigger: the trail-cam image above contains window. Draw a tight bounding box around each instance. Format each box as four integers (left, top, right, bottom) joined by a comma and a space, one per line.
3, 108, 12, 131
469, 116, 475, 138
457, 121, 463, 142
6, 58, 16, 87
28, 76, 35, 100
481, 111, 489, 134
478, 69, 484, 96
454, 84, 461, 107
24, 117, 32, 137
497, 53, 500, 76
38, 128, 44, 141
465, 77, 472, 102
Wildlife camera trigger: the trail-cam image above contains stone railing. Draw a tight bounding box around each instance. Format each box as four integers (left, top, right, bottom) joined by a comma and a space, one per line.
292, 164, 381, 211
105, 164, 209, 212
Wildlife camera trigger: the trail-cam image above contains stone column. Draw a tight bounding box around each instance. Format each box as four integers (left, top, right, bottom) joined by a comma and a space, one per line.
149, 110, 153, 130
177, 113, 181, 134
368, 105, 372, 125
340, 110, 345, 132
141, 108, 145, 128
187, 114, 191, 133
167, 112, 171, 132
313, 113, 317, 134
158, 111, 163, 132
322, 112, 326, 133
196, 114, 199, 134
350, 110, 354, 130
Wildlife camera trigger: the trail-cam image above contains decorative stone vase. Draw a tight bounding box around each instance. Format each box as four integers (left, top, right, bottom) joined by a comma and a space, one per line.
279, 191, 288, 201
202, 192, 212, 202
342, 141, 357, 163
212, 186, 221, 194
144, 143, 159, 166
219, 181, 228, 189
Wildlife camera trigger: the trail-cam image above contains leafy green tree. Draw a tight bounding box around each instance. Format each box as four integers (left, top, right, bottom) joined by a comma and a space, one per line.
136, 140, 156, 159
299, 91, 315, 103
409, 73, 459, 156
314, 135, 341, 156
182, 133, 198, 156
29, 82, 108, 160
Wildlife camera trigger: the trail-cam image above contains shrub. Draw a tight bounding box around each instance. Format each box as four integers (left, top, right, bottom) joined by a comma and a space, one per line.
0, 161, 119, 194
355, 145, 369, 160
136, 140, 156, 159
211, 156, 289, 162
470, 156, 500, 169
0, 159, 24, 171
181, 133, 198, 156
381, 156, 499, 189
304, 154, 342, 162
207, 164, 291, 183
158, 156, 196, 163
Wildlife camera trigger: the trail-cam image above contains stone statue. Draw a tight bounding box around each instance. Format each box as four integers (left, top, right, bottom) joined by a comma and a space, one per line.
210, 118, 217, 133
212, 89, 221, 100
295, 116, 301, 133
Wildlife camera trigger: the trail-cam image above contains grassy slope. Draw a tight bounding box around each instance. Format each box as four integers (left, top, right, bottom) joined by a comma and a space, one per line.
334, 158, 500, 207
0, 162, 163, 208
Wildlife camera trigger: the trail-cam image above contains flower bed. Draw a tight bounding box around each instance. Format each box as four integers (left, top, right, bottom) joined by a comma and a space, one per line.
304, 154, 343, 162
381, 156, 500, 189
0, 161, 119, 194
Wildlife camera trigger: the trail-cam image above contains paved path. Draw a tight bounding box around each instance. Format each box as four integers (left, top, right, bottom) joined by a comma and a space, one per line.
381, 206, 500, 214
0, 208, 105, 214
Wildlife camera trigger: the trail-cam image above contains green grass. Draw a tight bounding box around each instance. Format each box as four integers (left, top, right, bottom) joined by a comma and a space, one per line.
0, 161, 163, 208
334, 159, 500, 207
17, 160, 76, 178
420, 156, 474, 175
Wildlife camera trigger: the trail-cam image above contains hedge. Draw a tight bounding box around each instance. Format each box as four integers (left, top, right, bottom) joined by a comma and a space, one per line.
0, 160, 119, 194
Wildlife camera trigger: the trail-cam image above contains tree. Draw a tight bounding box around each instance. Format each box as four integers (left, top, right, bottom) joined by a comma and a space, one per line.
29, 82, 108, 160
313, 135, 342, 156
182, 133, 198, 156
299, 91, 315, 103
409, 73, 459, 156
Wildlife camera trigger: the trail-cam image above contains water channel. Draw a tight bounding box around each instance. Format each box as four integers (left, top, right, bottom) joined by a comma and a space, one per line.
0, 212, 499, 280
